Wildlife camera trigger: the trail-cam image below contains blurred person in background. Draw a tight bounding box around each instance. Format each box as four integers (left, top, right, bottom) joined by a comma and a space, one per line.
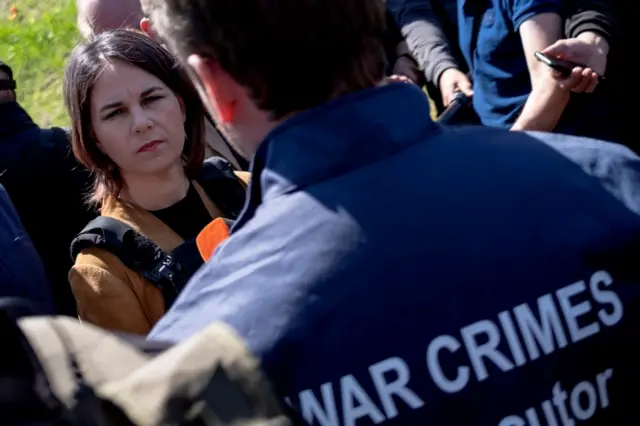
544, 0, 635, 151
0, 184, 54, 314
387, 0, 472, 115
0, 59, 95, 317
76, 0, 144, 38
457, 0, 617, 142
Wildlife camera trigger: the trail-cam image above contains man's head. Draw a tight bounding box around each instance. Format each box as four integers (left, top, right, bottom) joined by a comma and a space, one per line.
77, 0, 145, 39
142, 0, 387, 157
0, 60, 16, 103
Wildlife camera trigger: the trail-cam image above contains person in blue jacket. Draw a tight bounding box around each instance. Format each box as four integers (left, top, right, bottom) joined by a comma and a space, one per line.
144, 0, 640, 424
456, 0, 617, 142
0, 185, 54, 314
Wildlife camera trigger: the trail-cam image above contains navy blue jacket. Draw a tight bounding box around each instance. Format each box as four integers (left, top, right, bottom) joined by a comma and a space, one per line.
0, 185, 54, 314
150, 84, 640, 425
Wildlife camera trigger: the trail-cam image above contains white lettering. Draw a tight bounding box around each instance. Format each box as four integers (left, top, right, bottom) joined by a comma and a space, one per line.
340, 375, 385, 426
369, 357, 424, 419
590, 271, 623, 326
461, 319, 514, 382
552, 382, 574, 426
570, 381, 598, 420
300, 383, 339, 426
498, 416, 525, 426
292, 272, 622, 426
513, 295, 568, 362
426, 335, 470, 393
499, 368, 614, 426
541, 400, 559, 426
596, 368, 613, 408
524, 408, 540, 426
557, 281, 600, 343
498, 311, 526, 367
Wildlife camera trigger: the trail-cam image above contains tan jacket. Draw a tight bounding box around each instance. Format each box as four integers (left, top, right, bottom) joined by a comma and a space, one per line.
69, 175, 249, 335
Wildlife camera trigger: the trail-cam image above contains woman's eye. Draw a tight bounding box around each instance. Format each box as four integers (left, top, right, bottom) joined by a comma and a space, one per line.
143, 95, 164, 104
104, 109, 123, 120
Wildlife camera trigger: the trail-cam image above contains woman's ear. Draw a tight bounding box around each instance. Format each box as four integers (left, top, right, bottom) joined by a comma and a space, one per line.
90, 131, 107, 155
95, 141, 107, 155
176, 95, 187, 123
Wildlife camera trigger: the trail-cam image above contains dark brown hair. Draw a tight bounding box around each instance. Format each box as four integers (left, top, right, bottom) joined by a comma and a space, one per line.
63, 29, 205, 205
142, 0, 387, 119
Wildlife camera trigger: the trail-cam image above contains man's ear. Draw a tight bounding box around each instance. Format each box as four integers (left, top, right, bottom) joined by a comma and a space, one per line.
187, 54, 237, 124
140, 17, 150, 33
140, 18, 159, 41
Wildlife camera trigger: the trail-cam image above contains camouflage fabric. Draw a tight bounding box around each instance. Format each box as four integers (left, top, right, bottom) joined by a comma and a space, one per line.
1, 312, 292, 426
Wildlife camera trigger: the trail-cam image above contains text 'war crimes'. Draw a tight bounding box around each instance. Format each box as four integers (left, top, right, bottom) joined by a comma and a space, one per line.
287, 270, 623, 426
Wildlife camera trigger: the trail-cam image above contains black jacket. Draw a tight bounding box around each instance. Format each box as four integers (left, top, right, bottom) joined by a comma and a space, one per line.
0, 101, 97, 316
565, 0, 637, 151
564, 0, 619, 44
0, 185, 54, 314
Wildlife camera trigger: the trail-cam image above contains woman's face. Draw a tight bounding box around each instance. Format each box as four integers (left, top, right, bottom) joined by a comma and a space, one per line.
89, 60, 186, 176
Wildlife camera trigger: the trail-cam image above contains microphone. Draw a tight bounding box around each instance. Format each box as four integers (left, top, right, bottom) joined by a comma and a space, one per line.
436, 90, 472, 125
196, 217, 234, 261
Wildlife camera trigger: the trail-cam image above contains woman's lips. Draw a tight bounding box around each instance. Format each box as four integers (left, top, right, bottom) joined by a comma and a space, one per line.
138, 140, 163, 153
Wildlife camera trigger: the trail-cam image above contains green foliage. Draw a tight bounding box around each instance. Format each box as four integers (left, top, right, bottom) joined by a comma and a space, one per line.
0, 0, 80, 127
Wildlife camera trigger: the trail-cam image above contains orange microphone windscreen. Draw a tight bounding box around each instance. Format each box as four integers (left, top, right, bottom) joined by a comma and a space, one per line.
196, 217, 232, 261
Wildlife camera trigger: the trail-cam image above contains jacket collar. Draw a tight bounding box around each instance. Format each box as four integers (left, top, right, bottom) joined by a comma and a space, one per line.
0, 101, 38, 139
235, 83, 441, 229
100, 182, 221, 252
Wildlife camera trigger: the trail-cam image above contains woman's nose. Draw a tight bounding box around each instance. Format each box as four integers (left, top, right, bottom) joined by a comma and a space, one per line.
131, 106, 153, 134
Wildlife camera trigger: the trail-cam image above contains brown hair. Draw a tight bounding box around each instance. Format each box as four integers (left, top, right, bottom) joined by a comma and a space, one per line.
142, 0, 387, 119
63, 29, 205, 206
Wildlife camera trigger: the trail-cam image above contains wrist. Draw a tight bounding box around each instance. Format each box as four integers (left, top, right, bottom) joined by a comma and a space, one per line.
513, 86, 569, 131
577, 31, 610, 56
437, 67, 457, 86
395, 41, 412, 60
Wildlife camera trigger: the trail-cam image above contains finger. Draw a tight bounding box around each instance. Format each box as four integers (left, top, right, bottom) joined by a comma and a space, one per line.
572, 68, 592, 93
561, 68, 584, 91
584, 72, 599, 94
541, 40, 571, 58
389, 75, 411, 83
382, 76, 403, 86
458, 80, 474, 97
442, 90, 454, 107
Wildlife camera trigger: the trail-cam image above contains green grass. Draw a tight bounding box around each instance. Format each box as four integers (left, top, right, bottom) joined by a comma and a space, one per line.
0, 0, 79, 127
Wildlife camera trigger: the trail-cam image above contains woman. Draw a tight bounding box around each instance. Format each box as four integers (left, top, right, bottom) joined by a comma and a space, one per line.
64, 30, 248, 335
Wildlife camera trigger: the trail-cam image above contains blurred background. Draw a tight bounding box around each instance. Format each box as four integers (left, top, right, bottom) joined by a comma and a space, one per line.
0, 0, 78, 127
